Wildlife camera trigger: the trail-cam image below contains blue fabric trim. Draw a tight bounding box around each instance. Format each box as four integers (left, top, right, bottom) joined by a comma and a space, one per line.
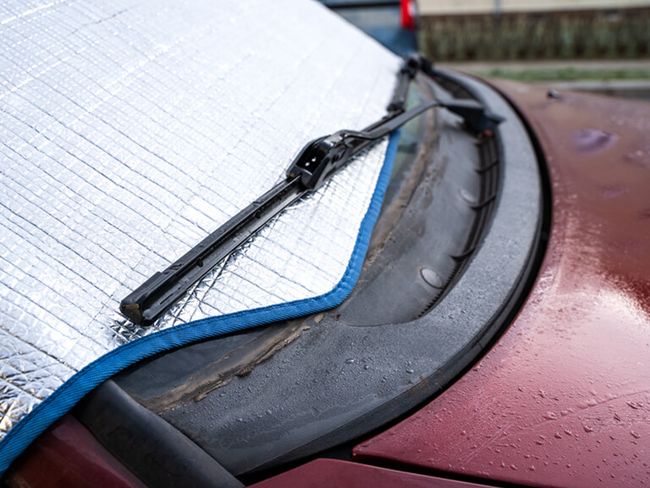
0, 133, 400, 473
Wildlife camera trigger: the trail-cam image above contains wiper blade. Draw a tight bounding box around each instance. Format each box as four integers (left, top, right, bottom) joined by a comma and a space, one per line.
119, 105, 432, 325
120, 55, 503, 325
120, 181, 303, 325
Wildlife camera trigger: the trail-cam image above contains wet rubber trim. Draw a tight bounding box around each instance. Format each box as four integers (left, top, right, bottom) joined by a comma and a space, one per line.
155, 71, 542, 477
0, 133, 400, 476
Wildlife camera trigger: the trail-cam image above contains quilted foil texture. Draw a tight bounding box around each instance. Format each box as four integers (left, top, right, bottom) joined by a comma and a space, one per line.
0, 0, 398, 439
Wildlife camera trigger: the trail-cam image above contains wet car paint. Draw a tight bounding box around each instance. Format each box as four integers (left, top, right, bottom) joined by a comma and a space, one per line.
5, 416, 143, 488
354, 81, 650, 487
250, 459, 491, 488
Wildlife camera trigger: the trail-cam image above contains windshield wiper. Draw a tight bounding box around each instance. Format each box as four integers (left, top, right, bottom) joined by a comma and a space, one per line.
120, 55, 503, 325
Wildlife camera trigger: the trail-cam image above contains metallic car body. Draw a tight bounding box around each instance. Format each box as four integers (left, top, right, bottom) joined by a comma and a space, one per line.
3, 0, 650, 478
6, 416, 144, 488
6, 79, 650, 488
354, 81, 650, 487
250, 459, 490, 488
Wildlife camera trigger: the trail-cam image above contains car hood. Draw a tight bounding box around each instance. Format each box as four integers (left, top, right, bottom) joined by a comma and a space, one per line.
355, 82, 650, 487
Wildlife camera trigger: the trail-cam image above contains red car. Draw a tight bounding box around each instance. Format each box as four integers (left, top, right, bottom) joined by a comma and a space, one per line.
2, 2, 649, 488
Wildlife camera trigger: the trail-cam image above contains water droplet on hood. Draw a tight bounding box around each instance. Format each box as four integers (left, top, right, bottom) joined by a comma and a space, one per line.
572, 128, 618, 153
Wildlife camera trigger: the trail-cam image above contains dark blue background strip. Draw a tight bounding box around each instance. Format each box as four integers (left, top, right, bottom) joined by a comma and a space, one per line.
0, 133, 399, 474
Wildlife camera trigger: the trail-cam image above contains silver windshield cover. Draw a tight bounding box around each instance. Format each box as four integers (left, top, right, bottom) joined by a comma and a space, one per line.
0, 0, 397, 440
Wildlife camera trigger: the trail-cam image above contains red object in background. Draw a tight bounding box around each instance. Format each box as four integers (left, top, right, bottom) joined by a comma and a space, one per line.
5, 416, 143, 488
354, 81, 650, 487
250, 459, 490, 488
400, 0, 415, 29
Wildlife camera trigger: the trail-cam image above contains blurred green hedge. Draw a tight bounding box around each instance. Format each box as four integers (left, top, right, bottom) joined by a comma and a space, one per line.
419, 8, 650, 60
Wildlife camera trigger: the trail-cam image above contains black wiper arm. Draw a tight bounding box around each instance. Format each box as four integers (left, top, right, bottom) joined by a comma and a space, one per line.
119, 105, 433, 325
120, 55, 503, 325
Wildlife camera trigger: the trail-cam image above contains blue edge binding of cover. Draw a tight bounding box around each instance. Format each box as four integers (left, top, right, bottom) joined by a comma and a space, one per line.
0, 132, 401, 474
